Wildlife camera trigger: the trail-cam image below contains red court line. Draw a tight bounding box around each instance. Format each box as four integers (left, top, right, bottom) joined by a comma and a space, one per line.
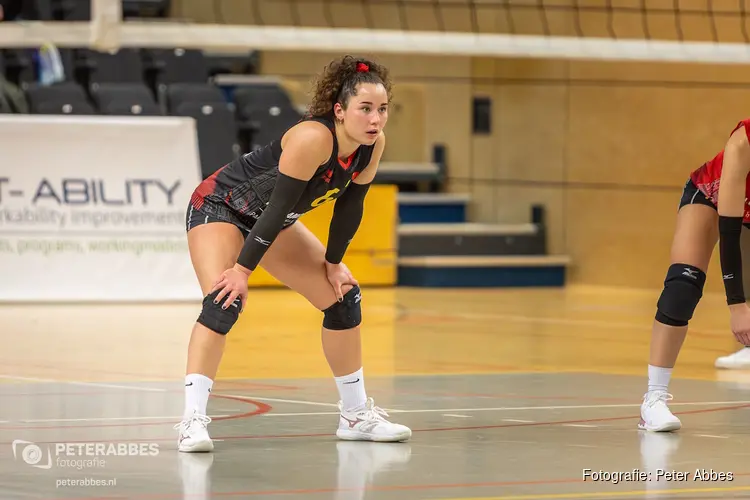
174, 400, 750, 441
211, 394, 273, 422
0, 393, 271, 431
407, 402, 750, 434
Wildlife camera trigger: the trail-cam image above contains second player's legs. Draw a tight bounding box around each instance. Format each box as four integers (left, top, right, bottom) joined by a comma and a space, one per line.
641, 202, 718, 432
260, 222, 411, 442
651, 203, 718, 368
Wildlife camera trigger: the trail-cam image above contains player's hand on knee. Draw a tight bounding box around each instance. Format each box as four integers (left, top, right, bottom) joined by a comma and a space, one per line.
325, 261, 359, 302
211, 265, 251, 312
729, 303, 750, 345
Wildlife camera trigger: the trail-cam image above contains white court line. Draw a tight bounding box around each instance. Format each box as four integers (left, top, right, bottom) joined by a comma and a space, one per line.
381, 400, 750, 414
503, 419, 535, 423
695, 434, 729, 439
259, 399, 750, 417
19, 414, 229, 423
0, 375, 166, 393
443, 414, 472, 418
563, 424, 598, 428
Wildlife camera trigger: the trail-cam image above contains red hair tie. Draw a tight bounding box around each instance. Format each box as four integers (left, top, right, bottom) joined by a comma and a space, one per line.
356, 62, 369, 72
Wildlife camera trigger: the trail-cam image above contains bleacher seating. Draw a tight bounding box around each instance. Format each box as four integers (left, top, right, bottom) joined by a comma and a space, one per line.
145, 48, 210, 87
56, 0, 91, 20
55, 0, 170, 21
166, 82, 239, 178
0, 46, 256, 176
79, 48, 145, 84
24, 81, 96, 114
395, 199, 570, 287
217, 76, 302, 151
81, 49, 160, 116
122, 0, 170, 18
89, 83, 160, 116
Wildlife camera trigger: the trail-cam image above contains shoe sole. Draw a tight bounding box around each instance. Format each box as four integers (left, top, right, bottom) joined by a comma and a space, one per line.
715, 361, 750, 369
638, 419, 681, 432
336, 429, 412, 442
178, 440, 215, 453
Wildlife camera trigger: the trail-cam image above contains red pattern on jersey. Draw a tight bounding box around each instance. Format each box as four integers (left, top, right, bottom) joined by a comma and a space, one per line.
338, 150, 356, 170
689, 118, 750, 221
190, 166, 226, 210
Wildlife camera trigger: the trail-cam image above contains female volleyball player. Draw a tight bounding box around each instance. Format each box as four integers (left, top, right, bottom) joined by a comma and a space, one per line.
641, 118, 750, 432
175, 56, 412, 452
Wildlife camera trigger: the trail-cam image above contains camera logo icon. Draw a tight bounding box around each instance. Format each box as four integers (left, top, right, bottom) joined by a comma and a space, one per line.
12, 440, 52, 469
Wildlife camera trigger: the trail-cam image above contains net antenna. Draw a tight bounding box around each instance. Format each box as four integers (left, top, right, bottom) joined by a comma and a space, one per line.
4, 0, 750, 65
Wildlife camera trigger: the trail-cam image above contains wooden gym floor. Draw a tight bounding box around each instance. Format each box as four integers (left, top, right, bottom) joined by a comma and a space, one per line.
2, 285, 750, 499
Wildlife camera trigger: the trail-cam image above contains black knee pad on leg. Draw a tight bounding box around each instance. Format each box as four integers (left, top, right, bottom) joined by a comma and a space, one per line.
323, 286, 362, 330
655, 263, 706, 327
196, 290, 241, 335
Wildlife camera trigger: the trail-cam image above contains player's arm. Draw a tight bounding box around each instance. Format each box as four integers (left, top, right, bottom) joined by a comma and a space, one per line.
324, 132, 385, 265
717, 125, 750, 307
235, 123, 332, 274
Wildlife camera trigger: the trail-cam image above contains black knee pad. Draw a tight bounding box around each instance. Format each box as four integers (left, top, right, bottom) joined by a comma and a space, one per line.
323, 286, 362, 330
196, 289, 241, 335
655, 263, 706, 327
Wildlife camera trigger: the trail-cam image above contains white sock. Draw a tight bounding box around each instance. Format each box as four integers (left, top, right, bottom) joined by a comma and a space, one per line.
184, 373, 213, 418
335, 367, 367, 412
648, 365, 672, 393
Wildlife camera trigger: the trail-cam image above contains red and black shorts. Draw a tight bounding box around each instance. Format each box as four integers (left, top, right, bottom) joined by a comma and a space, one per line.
678, 178, 716, 212
185, 193, 253, 239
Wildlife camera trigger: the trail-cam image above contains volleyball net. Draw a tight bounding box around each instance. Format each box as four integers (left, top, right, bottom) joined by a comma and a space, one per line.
3, 0, 750, 64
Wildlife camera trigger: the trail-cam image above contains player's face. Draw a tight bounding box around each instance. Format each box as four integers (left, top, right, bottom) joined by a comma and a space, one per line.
343, 83, 389, 145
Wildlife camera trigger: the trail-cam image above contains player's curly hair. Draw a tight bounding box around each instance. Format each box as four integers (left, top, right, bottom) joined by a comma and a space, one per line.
308, 55, 392, 117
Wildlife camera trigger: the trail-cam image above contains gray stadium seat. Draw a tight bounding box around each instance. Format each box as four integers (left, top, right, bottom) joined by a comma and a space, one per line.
144, 48, 209, 85
166, 84, 239, 178
25, 82, 95, 115
232, 83, 302, 150
89, 82, 160, 116
79, 48, 145, 84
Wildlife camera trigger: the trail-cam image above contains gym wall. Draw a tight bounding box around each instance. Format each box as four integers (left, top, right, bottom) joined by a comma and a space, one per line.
172, 0, 750, 294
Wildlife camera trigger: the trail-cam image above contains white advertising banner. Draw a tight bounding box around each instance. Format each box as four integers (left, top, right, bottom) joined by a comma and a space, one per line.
0, 115, 204, 302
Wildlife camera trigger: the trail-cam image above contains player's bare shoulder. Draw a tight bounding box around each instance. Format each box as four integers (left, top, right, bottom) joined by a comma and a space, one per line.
280, 120, 334, 167
722, 122, 750, 178
728, 123, 750, 148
